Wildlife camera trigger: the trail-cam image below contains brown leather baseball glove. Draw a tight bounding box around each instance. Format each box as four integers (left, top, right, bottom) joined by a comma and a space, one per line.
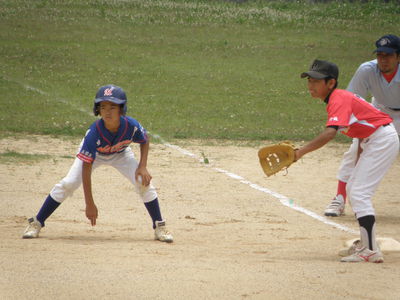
258, 141, 297, 177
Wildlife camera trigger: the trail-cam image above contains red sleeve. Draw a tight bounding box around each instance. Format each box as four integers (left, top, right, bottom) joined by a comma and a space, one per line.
77, 152, 94, 164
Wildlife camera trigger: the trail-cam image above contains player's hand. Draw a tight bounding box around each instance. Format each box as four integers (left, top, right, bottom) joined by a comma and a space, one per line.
135, 167, 152, 186
295, 149, 302, 161
85, 204, 98, 226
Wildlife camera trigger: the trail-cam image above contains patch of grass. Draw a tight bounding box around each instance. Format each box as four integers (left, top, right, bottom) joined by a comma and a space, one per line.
0, 150, 51, 164
200, 151, 209, 164
0, 0, 398, 142
60, 155, 75, 159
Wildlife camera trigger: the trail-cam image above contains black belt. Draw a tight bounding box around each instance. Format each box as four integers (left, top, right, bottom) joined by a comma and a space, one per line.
383, 123, 390, 127
388, 107, 400, 111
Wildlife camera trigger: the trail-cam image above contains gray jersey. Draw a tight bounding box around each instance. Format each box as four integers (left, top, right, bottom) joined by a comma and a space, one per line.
347, 59, 400, 109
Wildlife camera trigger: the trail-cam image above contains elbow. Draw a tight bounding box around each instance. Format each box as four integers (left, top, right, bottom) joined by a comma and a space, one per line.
326, 129, 337, 141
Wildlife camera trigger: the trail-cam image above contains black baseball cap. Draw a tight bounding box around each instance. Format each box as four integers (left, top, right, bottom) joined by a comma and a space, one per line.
301, 59, 339, 80
374, 34, 400, 54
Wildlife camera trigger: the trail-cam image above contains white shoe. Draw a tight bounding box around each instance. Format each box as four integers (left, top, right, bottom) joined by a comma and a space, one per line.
341, 247, 384, 263
22, 217, 42, 239
154, 220, 173, 243
338, 240, 362, 257
324, 195, 345, 217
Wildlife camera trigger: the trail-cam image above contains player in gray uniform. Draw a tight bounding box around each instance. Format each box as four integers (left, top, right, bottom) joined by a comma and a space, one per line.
325, 34, 400, 217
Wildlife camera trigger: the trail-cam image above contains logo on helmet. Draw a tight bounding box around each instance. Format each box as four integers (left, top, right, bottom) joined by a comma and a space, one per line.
104, 87, 114, 96
311, 61, 320, 70
378, 38, 390, 47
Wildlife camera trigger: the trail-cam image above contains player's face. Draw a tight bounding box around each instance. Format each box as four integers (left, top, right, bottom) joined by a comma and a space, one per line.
99, 101, 121, 122
307, 77, 334, 100
377, 52, 399, 74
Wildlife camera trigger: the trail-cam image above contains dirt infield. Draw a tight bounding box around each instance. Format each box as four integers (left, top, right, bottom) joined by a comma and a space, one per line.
1, 136, 400, 300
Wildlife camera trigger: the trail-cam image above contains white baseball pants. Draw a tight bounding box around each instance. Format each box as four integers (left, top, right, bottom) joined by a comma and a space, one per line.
337, 124, 399, 218
50, 141, 158, 204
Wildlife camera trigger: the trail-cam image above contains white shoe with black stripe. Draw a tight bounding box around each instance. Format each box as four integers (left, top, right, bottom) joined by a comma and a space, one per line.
324, 195, 345, 217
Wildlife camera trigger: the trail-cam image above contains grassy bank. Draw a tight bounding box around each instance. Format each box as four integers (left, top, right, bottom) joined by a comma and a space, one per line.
1, 0, 399, 141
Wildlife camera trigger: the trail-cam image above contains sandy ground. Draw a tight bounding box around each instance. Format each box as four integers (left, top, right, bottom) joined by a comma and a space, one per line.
1, 135, 400, 300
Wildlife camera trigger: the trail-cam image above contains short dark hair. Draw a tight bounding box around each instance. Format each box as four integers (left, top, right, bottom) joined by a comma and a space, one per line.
324, 77, 338, 89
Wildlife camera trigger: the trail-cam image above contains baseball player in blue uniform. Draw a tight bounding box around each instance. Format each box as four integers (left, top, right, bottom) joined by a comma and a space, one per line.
23, 84, 173, 243
324, 34, 400, 217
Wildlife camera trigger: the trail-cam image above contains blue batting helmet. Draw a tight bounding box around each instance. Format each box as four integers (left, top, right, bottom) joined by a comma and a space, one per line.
93, 84, 128, 116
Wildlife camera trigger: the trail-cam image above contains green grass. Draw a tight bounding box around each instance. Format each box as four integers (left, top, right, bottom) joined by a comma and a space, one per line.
1, 0, 399, 142
0, 150, 51, 164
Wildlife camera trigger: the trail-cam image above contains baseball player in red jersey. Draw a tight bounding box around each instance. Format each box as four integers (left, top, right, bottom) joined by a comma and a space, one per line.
22, 85, 173, 243
296, 60, 399, 262
325, 34, 400, 217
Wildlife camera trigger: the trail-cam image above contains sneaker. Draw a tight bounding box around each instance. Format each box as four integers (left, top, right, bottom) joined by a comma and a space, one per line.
338, 240, 362, 257
341, 247, 384, 263
324, 195, 345, 217
22, 217, 42, 239
154, 220, 173, 243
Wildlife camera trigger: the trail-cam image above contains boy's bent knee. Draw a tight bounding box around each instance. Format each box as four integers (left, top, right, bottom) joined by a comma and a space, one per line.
50, 179, 81, 203
140, 185, 158, 203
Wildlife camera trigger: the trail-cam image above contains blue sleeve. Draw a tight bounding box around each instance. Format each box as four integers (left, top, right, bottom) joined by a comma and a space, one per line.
132, 122, 148, 144
126, 117, 148, 144
77, 124, 98, 163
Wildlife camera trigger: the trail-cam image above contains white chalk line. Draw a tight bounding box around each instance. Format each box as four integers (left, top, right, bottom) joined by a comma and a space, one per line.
155, 135, 358, 235
23, 84, 90, 115
17, 80, 358, 235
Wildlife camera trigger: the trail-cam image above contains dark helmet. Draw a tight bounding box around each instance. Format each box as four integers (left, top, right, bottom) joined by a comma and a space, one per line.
93, 84, 127, 116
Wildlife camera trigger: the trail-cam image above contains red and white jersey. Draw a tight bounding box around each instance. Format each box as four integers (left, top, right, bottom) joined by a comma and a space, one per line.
326, 89, 392, 138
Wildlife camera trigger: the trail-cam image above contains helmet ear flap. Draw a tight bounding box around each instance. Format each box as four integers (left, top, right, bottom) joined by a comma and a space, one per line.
121, 103, 127, 115
93, 103, 100, 116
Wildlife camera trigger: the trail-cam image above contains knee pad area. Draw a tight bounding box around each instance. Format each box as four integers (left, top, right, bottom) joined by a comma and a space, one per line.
50, 179, 81, 203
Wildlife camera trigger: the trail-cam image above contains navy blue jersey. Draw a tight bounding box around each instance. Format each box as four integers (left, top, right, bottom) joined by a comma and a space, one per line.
77, 116, 148, 163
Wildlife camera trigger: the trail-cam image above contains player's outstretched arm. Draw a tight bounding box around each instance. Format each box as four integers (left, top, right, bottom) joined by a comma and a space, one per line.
82, 161, 98, 226
135, 140, 152, 186
295, 127, 337, 161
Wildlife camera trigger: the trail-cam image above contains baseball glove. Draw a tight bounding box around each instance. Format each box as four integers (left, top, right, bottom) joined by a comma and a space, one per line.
258, 141, 297, 177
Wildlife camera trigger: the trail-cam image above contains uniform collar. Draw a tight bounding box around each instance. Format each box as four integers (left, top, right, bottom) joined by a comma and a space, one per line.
392, 63, 400, 82
98, 116, 127, 142
324, 89, 336, 104
373, 59, 400, 83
